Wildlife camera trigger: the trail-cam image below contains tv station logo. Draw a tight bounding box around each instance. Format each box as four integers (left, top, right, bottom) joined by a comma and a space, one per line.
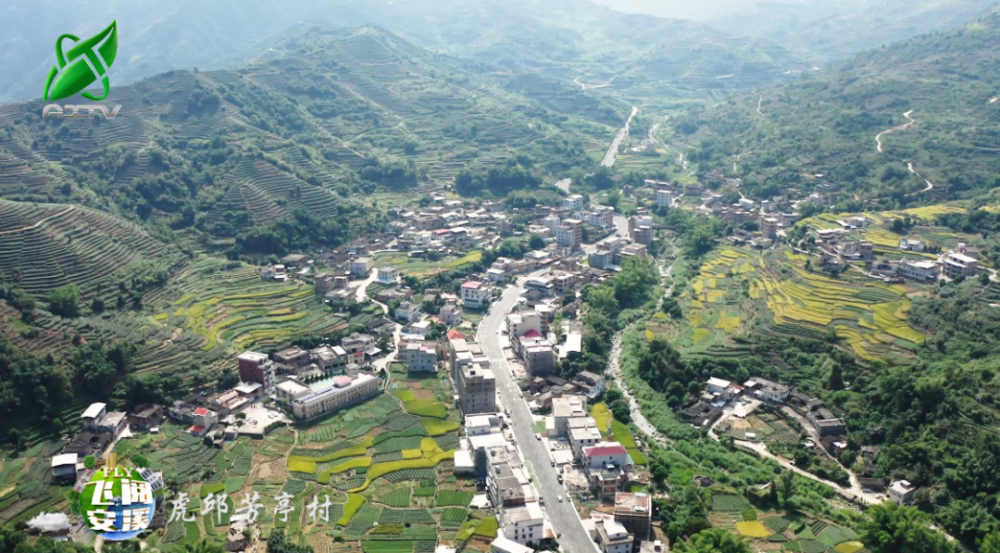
42, 20, 122, 120
77, 454, 157, 540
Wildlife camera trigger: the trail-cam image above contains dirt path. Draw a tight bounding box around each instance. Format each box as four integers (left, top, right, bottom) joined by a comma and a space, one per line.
875, 110, 915, 153
0, 206, 74, 235
757, 95, 765, 119
678, 152, 688, 171
905, 161, 935, 196
573, 76, 611, 90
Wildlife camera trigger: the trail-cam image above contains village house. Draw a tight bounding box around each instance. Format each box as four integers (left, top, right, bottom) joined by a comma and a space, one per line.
395, 301, 422, 323
439, 303, 463, 326
376, 266, 400, 285
349, 257, 374, 277
461, 281, 488, 309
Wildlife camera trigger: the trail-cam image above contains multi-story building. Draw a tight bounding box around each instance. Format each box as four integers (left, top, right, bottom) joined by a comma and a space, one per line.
519, 336, 556, 377
439, 303, 464, 326
655, 189, 672, 207
553, 396, 588, 436
277, 374, 381, 421
632, 225, 653, 246
341, 333, 377, 365
395, 301, 422, 322
237, 351, 274, 393
461, 281, 488, 309
898, 238, 926, 252
613, 492, 653, 542
311, 345, 349, 372
458, 363, 497, 415
449, 338, 489, 383
349, 257, 374, 277
557, 219, 584, 249
274, 346, 311, 370
403, 342, 438, 373
583, 442, 629, 498
899, 260, 939, 282
506, 311, 542, 337
569, 417, 602, 460
542, 214, 561, 234
589, 250, 614, 270
564, 194, 586, 211
376, 266, 400, 285
589, 206, 615, 228
595, 519, 633, 553
943, 251, 978, 278
81, 403, 107, 432
761, 216, 781, 239
485, 445, 544, 546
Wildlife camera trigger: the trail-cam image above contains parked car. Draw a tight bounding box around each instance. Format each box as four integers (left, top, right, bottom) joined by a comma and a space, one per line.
535, 433, 541, 440
558, 495, 563, 502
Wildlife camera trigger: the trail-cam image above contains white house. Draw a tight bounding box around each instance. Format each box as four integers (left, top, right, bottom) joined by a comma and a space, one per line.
395, 301, 422, 323
349, 257, 373, 277
440, 304, 464, 326
564, 194, 586, 211
889, 480, 917, 505
595, 519, 633, 553
490, 536, 533, 553
655, 189, 672, 207
403, 342, 438, 373
376, 267, 400, 285
461, 281, 488, 309
898, 238, 925, 252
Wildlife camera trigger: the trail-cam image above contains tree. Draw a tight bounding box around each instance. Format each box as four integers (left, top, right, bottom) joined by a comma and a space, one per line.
46, 285, 82, 317
605, 388, 624, 404
528, 234, 546, 250
778, 471, 797, 505
768, 479, 779, 505
267, 529, 314, 553
91, 297, 105, 313
859, 502, 956, 553
83, 455, 97, 469
6, 429, 22, 451
610, 401, 631, 423
828, 363, 844, 391
676, 528, 751, 553
982, 533, 1000, 553
184, 539, 225, 553
130, 454, 149, 468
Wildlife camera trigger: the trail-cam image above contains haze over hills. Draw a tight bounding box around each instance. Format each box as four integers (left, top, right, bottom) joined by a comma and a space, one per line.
1, 0, 805, 104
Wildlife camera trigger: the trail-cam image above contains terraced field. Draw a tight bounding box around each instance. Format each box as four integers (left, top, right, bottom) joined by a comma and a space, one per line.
0, 199, 184, 301
145, 257, 351, 354
660, 246, 926, 362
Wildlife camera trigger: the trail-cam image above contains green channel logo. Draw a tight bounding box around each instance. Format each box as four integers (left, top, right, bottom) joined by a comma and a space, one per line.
43, 20, 119, 102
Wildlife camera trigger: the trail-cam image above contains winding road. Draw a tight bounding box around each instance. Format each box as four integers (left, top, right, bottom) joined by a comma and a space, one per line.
906, 161, 935, 196
875, 110, 915, 153
757, 95, 766, 119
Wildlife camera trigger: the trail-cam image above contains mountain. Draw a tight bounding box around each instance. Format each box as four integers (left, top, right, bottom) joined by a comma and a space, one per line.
0, 25, 613, 255
708, 0, 999, 65
0, 0, 803, 104
675, 4, 1000, 206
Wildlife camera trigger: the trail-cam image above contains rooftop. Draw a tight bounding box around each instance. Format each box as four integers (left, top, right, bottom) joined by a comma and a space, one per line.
614, 492, 651, 515
51, 453, 78, 468
584, 442, 628, 457
461, 281, 483, 290
81, 403, 106, 420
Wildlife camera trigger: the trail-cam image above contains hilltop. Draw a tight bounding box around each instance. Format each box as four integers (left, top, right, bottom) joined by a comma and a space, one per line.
672, 4, 1000, 206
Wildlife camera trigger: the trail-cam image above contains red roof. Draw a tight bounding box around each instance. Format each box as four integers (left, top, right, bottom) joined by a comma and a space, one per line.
520, 329, 542, 339
584, 444, 628, 457
188, 425, 206, 435
461, 281, 482, 290
447, 329, 467, 340
193, 407, 209, 416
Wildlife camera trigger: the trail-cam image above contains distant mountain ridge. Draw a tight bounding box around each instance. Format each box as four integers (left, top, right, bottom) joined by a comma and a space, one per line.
0, 0, 802, 104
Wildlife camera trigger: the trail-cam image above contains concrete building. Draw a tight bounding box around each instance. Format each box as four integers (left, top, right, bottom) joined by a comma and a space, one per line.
237, 351, 274, 392
589, 206, 615, 228
439, 303, 464, 326
898, 238, 925, 252
376, 266, 400, 285
564, 194, 586, 211
349, 257, 374, 277
899, 260, 939, 282
943, 251, 978, 278
583, 442, 629, 498
557, 219, 584, 249
889, 479, 917, 505
655, 189, 672, 207
553, 396, 588, 436
395, 301, 422, 323
516, 333, 557, 377
81, 403, 107, 432
341, 333, 378, 364
542, 214, 561, 234
632, 224, 653, 246
595, 519, 633, 553
51, 453, 79, 483
746, 377, 791, 403
614, 492, 652, 542
569, 418, 603, 460
589, 250, 614, 270
277, 374, 381, 421
761, 216, 780, 239
458, 363, 497, 416
461, 281, 488, 309
490, 536, 533, 553
403, 342, 438, 373
507, 311, 542, 337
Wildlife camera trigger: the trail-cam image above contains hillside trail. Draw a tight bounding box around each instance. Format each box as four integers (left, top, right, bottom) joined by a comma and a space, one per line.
875, 110, 915, 153
0, 206, 74, 235
906, 161, 935, 196
757, 95, 765, 119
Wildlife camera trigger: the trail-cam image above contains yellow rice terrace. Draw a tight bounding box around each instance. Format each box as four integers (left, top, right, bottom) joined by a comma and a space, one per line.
652, 246, 928, 362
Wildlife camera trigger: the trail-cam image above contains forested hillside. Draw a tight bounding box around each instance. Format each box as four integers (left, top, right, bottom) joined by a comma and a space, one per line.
673, 4, 1000, 207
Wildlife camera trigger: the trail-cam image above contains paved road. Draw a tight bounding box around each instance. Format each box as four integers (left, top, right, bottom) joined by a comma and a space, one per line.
355, 274, 402, 372
478, 280, 600, 553
602, 106, 639, 168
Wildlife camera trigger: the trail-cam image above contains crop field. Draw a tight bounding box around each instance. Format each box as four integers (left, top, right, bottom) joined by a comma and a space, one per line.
48, 360, 466, 551
372, 251, 483, 279
709, 505, 863, 553
146, 258, 349, 355
661, 246, 928, 362
590, 402, 648, 465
